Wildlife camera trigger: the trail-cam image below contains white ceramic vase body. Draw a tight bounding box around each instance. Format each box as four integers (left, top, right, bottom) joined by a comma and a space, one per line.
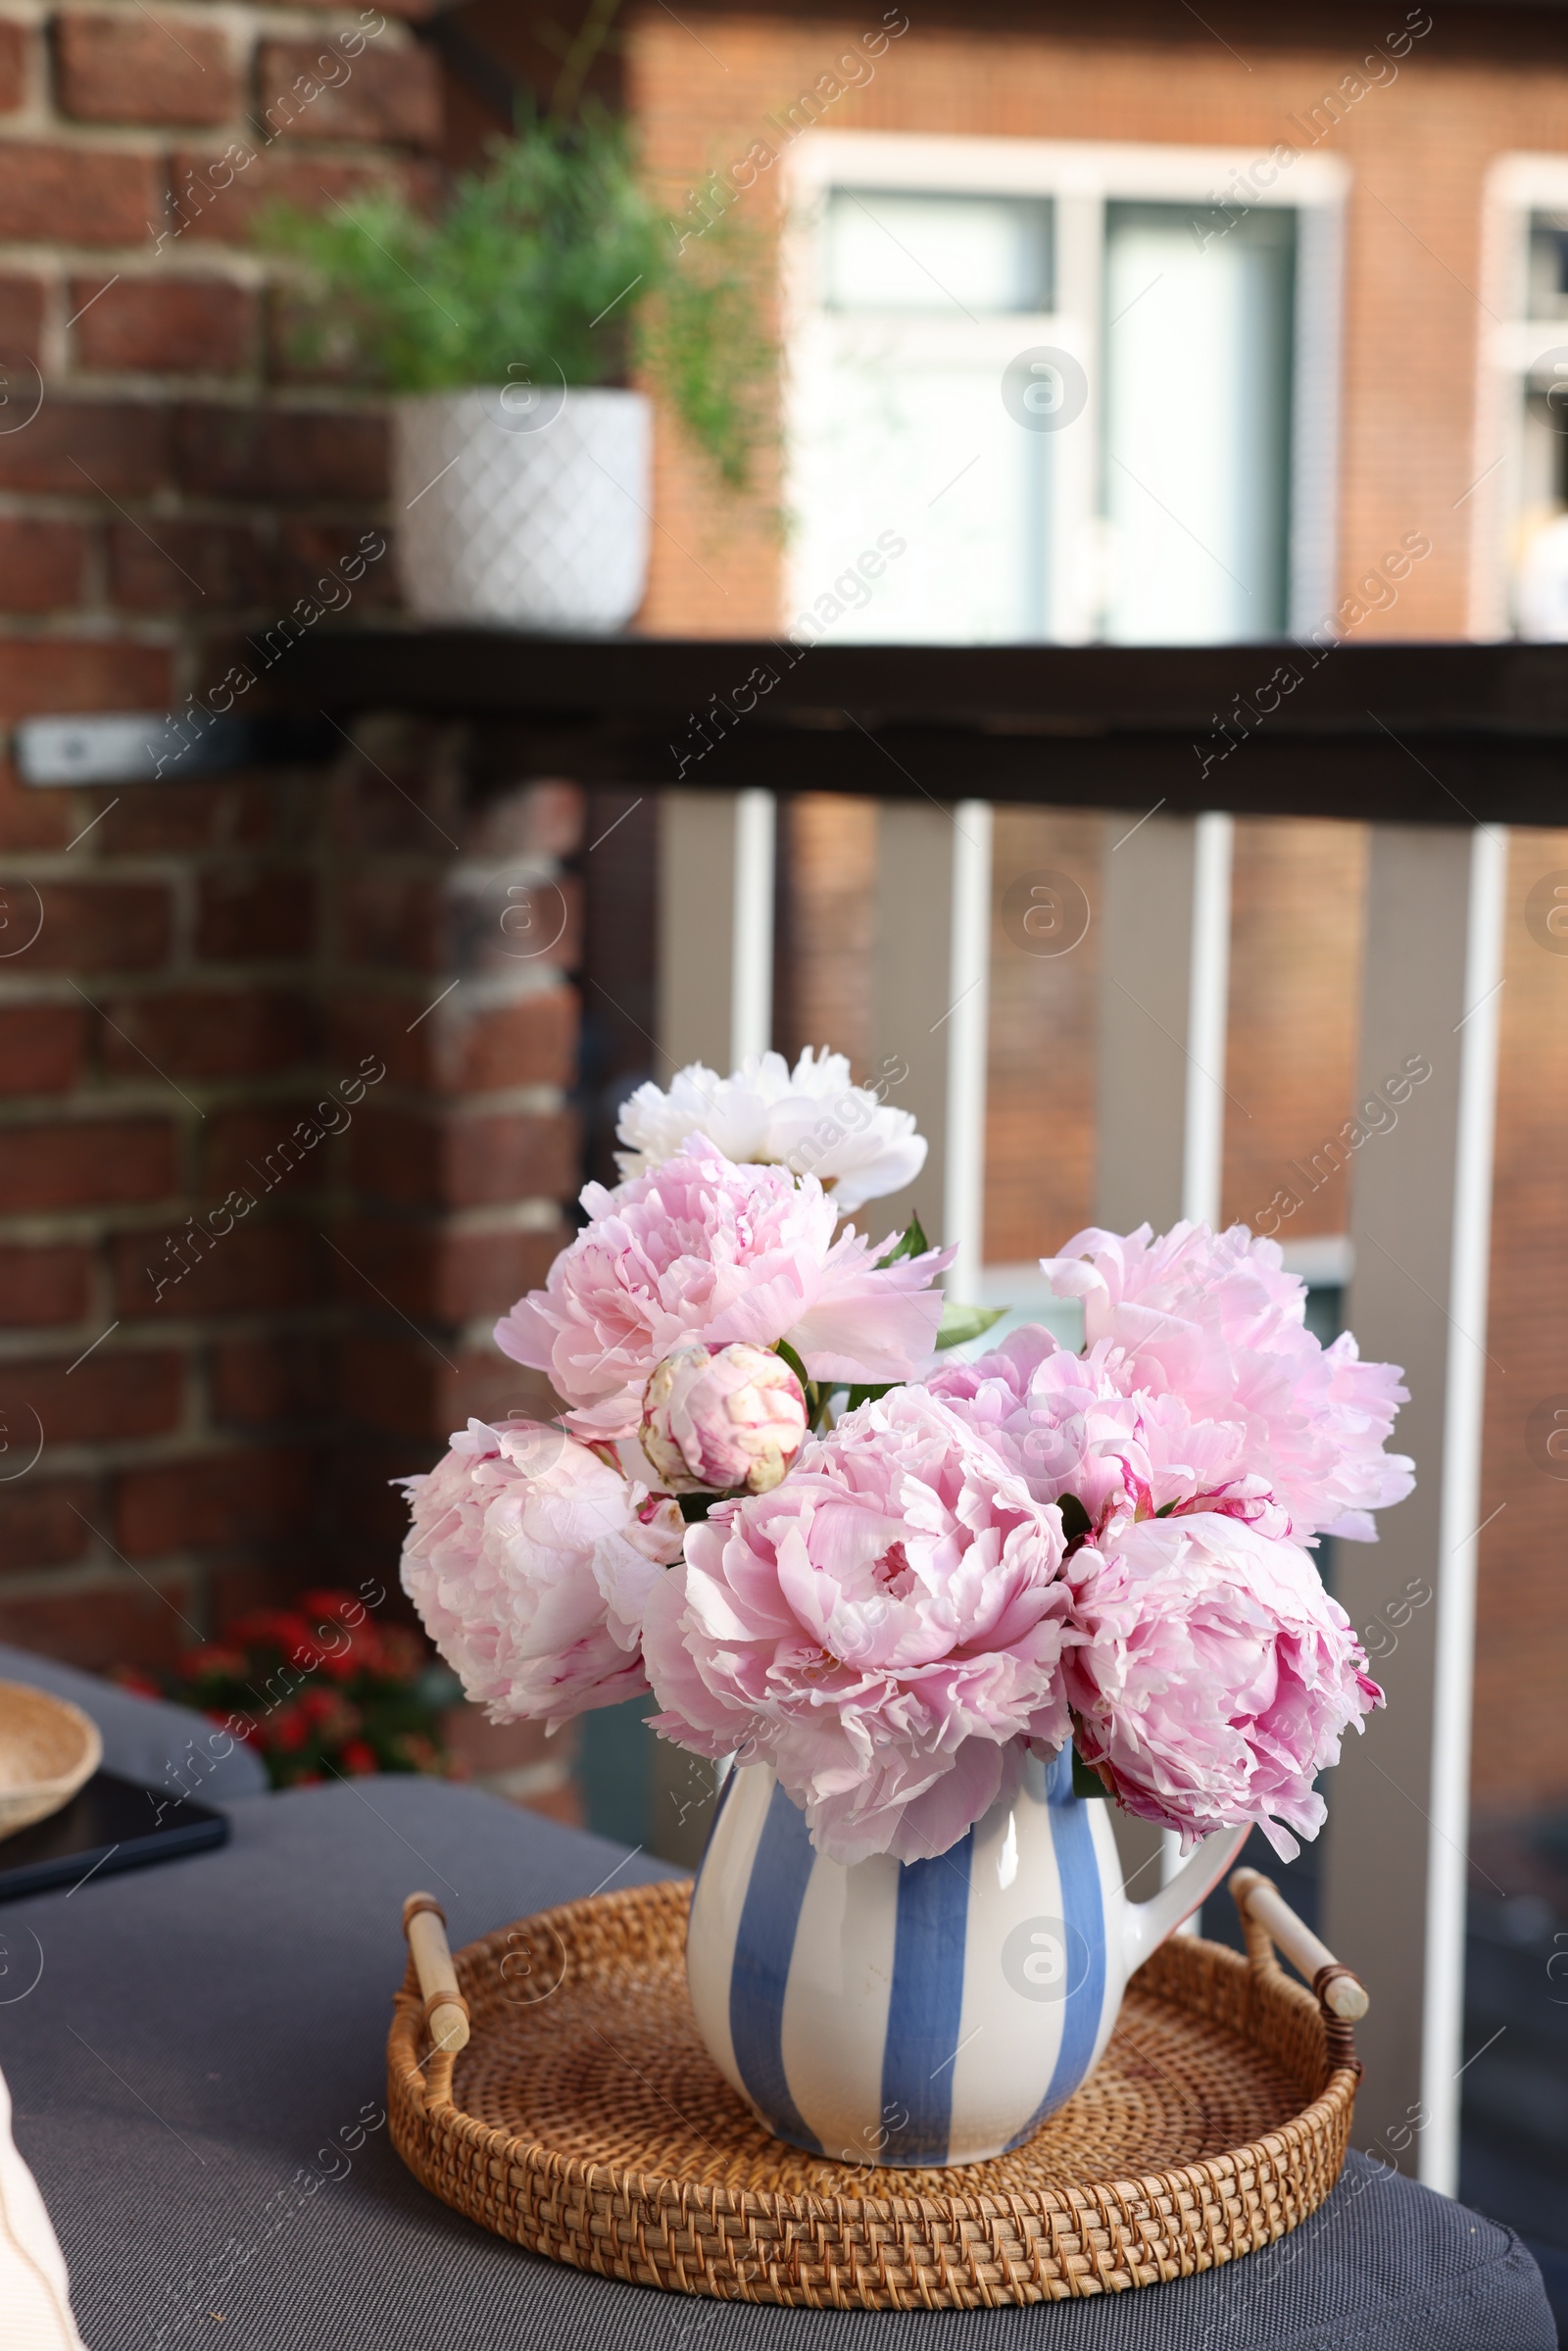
687, 1751, 1250, 2168
391, 385, 651, 630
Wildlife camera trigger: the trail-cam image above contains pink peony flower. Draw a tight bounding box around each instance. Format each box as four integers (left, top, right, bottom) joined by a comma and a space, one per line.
495, 1138, 951, 1441
1061, 1509, 1384, 1859
929, 1331, 1288, 1540
641, 1341, 808, 1495
1039, 1221, 1413, 1542
398, 1419, 684, 1731
643, 1384, 1071, 1865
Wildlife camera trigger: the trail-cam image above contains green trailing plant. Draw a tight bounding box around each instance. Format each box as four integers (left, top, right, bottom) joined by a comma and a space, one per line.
261, 106, 773, 490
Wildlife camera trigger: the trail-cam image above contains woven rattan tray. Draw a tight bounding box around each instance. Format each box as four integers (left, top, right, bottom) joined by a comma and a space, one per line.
388, 1874, 1360, 2309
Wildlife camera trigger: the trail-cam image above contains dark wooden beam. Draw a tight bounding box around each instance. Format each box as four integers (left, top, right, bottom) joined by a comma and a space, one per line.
276, 634, 1568, 826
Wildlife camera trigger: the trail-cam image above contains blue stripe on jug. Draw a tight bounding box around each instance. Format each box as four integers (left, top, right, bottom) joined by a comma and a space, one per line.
878, 1829, 974, 2163
720, 1749, 1112, 2165
727, 1776, 823, 2155
1004, 1744, 1107, 2151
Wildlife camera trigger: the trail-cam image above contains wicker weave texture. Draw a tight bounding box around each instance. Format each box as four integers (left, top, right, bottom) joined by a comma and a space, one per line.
387, 1880, 1356, 2310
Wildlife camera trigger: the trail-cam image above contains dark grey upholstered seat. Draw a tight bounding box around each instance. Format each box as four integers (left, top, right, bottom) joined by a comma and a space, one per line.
0, 1776, 1553, 2351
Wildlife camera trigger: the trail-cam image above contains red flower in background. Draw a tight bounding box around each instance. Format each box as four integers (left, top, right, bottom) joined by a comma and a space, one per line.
112, 1667, 163, 1701
377, 1625, 424, 1680
270, 1702, 310, 1754
229, 1609, 316, 1655
315, 1636, 364, 1684
177, 1644, 249, 1682
298, 1590, 363, 1625
159, 1587, 450, 1792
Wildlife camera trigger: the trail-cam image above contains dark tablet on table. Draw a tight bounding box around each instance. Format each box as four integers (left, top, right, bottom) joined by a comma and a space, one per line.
0, 1768, 228, 1903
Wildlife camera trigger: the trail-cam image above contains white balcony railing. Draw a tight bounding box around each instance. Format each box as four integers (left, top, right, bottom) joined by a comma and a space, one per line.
660, 785, 1509, 2198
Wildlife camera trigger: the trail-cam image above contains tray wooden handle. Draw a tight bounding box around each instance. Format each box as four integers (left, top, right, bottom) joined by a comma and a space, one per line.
1230, 1867, 1369, 2028
402, 1891, 470, 2055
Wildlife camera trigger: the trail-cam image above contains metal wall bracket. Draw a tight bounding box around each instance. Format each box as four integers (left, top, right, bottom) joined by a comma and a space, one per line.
15, 712, 336, 786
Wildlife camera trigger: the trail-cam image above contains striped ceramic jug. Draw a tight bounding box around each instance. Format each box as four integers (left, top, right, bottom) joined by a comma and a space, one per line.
686, 1748, 1250, 2167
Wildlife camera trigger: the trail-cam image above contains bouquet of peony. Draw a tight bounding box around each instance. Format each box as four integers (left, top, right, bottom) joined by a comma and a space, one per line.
399, 1048, 1412, 1867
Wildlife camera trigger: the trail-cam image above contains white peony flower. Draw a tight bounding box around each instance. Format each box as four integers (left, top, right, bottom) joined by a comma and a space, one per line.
613, 1047, 926, 1214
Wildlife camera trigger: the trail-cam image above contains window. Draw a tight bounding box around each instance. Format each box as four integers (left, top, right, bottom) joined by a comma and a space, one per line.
1470, 157, 1568, 636
788, 185, 1062, 643
1102, 202, 1295, 644
1515, 209, 1568, 626
783, 134, 1345, 647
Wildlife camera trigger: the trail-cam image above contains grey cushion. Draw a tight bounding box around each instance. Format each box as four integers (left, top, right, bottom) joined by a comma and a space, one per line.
0, 1779, 1552, 2351
0, 1641, 270, 1803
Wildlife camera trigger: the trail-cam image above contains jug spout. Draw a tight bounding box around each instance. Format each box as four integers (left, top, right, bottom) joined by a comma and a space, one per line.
1120, 1821, 1254, 1977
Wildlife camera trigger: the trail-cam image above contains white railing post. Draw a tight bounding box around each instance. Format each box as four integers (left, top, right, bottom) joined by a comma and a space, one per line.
1182, 811, 1236, 1230
945, 802, 993, 1301
1096, 810, 1195, 1230
1094, 805, 1234, 1226
1096, 808, 1235, 1906
652, 787, 778, 1865
1423, 822, 1507, 2191
731, 787, 776, 1066
870, 800, 992, 1276
864, 799, 963, 1259
658, 789, 776, 1077
1322, 822, 1508, 2191
659, 790, 738, 1077
871, 803, 952, 1248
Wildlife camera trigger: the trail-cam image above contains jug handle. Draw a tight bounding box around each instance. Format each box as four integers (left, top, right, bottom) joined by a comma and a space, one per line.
1121, 1820, 1253, 1975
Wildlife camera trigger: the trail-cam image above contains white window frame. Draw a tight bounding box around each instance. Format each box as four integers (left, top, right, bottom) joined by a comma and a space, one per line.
1470, 152, 1568, 639
780, 131, 1349, 644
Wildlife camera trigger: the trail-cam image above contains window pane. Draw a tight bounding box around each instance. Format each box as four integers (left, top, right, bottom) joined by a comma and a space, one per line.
1102, 203, 1295, 643
825, 190, 1054, 313
1521, 387, 1568, 518
1528, 212, 1568, 319
789, 349, 1051, 641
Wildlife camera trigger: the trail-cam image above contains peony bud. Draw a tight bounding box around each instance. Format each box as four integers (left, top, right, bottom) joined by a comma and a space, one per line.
641, 1342, 808, 1495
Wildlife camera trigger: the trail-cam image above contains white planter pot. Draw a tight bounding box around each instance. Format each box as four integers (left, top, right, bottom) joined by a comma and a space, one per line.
391, 385, 651, 631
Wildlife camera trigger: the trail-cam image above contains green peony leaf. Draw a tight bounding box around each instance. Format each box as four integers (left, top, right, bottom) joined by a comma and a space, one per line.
933, 1301, 1007, 1350
877, 1212, 930, 1266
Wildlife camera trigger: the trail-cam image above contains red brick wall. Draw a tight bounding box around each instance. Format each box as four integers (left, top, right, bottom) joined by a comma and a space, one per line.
0, 3, 585, 1674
